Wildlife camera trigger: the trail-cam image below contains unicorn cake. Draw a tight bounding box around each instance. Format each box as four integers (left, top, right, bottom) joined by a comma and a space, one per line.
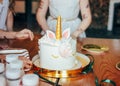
38, 16, 80, 70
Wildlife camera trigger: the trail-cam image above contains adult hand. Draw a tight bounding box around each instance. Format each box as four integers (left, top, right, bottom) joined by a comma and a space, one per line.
15, 29, 34, 41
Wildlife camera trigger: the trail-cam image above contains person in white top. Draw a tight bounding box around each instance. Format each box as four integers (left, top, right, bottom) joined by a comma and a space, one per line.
36, 0, 92, 38
0, 0, 34, 41
0, 0, 14, 31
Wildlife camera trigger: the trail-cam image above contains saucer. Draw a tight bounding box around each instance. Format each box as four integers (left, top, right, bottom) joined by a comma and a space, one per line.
32, 53, 91, 78
81, 44, 109, 54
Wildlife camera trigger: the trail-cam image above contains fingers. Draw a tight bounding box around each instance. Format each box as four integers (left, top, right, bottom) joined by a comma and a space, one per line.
22, 29, 34, 41
16, 29, 34, 41
24, 61, 33, 69
29, 30, 34, 41
71, 30, 80, 39
71, 34, 77, 40
15, 33, 28, 40
19, 56, 33, 70
0, 55, 6, 63
71, 32, 78, 39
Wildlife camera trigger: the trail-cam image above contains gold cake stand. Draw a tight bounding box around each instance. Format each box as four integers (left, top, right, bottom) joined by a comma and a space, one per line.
32, 53, 94, 78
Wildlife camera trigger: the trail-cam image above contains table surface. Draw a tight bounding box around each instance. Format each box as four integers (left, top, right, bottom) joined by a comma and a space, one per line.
5, 34, 120, 86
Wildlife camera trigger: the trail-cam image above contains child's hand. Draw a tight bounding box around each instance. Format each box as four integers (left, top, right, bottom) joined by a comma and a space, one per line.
19, 56, 33, 71
0, 55, 5, 63
71, 30, 79, 39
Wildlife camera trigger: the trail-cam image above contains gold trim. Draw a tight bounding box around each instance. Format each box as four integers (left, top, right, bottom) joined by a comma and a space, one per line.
32, 53, 92, 78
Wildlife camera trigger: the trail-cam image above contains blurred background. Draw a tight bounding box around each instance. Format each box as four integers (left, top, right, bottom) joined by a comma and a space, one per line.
14, 0, 120, 38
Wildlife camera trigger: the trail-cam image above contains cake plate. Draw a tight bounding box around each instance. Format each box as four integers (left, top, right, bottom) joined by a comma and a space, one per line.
32, 53, 93, 78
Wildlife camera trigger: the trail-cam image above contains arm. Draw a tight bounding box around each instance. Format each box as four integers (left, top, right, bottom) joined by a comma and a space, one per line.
6, 10, 14, 31
7, 0, 15, 31
0, 30, 16, 39
36, 0, 49, 32
0, 29, 34, 41
72, 0, 92, 38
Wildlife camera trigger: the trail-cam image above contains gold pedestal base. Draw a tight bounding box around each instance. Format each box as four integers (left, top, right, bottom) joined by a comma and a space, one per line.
37, 67, 83, 78
32, 53, 93, 78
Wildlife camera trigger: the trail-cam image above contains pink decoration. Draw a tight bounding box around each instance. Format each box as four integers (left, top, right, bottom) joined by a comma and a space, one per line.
62, 28, 70, 39
46, 28, 70, 39
46, 30, 55, 39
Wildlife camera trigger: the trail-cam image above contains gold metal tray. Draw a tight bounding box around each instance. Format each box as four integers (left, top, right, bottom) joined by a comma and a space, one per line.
32, 53, 93, 78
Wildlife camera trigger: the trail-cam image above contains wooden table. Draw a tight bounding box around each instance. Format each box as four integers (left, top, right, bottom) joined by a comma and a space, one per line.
5, 34, 120, 86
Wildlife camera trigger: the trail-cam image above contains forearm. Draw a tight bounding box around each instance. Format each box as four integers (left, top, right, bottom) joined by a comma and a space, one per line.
77, 17, 92, 34
6, 10, 14, 31
71, 0, 92, 38
36, 0, 49, 32
0, 30, 16, 39
36, 10, 49, 32
77, 0, 92, 34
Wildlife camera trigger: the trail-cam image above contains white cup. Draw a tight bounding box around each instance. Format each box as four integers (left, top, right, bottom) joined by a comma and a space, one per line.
22, 74, 39, 86
0, 76, 6, 86
6, 54, 19, 69
10, 59, 23, 69
6, 68, 21, 86
6, 54, 19, 63
6, 68, 21, 80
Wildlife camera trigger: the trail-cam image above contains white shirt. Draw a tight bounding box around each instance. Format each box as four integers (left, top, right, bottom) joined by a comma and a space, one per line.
46, 0, 86, 38
0, 0, 9, 30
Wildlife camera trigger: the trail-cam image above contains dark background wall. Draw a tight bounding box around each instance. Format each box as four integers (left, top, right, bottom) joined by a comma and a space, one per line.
89, 0, 109, 29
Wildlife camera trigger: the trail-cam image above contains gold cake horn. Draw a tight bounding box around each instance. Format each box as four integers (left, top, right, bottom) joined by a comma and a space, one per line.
56, 16, 62, 40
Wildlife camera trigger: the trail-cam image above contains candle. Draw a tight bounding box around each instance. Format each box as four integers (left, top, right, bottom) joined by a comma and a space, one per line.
56, 16, 62, 40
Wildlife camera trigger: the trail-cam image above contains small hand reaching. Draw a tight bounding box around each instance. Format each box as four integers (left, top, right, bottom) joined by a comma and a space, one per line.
19, 56, 33, 71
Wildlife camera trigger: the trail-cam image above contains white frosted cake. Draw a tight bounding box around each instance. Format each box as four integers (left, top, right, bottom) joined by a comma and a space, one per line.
38, 28, 79, 70
38, 16, 81, 70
